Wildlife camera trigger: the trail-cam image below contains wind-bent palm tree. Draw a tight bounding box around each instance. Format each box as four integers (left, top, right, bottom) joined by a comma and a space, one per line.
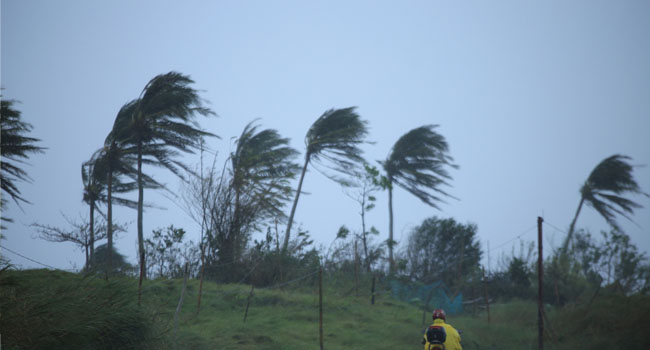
81, 161, 103, 268
1, 98, 45, 222
228, 121, 299, 260
232, 121, 299, 219
381, 125, 457, 273
562, 154, 648, 254
82, 144, 149, 270
283, 107, 369, 251
99, 99, 168, 272
111, 71, 215, 301
90, 119, 163, 272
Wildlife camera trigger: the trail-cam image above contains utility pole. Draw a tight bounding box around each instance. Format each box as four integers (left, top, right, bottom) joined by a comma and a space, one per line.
537, 216, 544, 350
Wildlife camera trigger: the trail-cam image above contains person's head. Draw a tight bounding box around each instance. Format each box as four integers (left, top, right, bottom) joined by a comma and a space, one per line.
432, 309, 446, 322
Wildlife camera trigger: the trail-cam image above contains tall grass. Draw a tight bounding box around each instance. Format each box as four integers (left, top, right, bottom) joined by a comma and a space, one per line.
0, 269, 166, 349
3, 269, 649, 350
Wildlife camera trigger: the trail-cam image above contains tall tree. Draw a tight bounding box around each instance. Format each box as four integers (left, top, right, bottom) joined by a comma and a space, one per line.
103, 100, 138, 272
283, 107, 369, 251
404, 216, 481, 287
231, 121, 299, 228
88, 140, 161, 272
344, 163, 382, 272
111, 71, 215, 302
562, 154, 649, 254
81, 161, 103, 268
95, 99, 166, 272
182, 122, 299, 283
381, 125, 457, 273
0, 98, 45, 223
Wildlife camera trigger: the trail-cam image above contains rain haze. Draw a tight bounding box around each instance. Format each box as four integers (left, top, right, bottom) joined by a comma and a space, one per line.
2, 0, 650, 272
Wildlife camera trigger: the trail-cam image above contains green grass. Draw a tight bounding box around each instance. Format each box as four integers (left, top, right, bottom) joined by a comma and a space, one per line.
3, 270, 650, 349
150, 280, 423, 349
1, 269, 165, 349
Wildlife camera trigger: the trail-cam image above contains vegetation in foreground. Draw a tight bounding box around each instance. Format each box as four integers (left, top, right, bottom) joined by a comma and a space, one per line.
2, 269, 650, 350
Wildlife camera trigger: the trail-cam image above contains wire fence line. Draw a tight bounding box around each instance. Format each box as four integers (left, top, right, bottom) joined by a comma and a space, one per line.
542, 220, 569, 235
2, 218, 572, 283
262, 268, 321, 290
487, 224, 538, 255
2, 245, 62, 270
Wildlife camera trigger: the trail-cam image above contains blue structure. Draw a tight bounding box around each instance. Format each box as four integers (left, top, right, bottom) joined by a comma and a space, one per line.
389, 280, 463, 315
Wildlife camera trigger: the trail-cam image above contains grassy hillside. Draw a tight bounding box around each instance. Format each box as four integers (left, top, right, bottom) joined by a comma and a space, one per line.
2, 269, 650, 349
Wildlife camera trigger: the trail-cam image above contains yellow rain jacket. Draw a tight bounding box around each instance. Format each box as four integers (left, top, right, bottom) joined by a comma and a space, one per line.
422, 319, 462, 350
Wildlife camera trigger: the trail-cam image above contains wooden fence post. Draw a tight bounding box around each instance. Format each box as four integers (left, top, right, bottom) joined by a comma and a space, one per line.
319, 267, 324, 350
482, 266, 490, 323
371, 275, 376, 305
243, 284, 255, 323
173, 262, 189, 346
354, 240, 359, 297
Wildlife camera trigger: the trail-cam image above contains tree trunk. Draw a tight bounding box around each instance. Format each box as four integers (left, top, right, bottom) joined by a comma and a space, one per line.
354, 240, 359, 296
361, 197, 370, 272
197, 243, 206, 314
388, 180, 394, 274
218, 235, 236, 282
107, 161, 113, 273
197, 144, 206, 315
160, 251, 164, 278
89, 201, 95, 269
84, 242, 89, 270
283, 155, 309, 252
137, 141, 145, 305
563, 197, 585, 255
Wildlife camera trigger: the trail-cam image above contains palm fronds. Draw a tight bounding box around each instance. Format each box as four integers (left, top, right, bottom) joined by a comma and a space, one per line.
305, 107, 369, 179
563, 155, 649, 253
284, 107, 369, 251
383, 125, 457, 208
1, 99, 46, 211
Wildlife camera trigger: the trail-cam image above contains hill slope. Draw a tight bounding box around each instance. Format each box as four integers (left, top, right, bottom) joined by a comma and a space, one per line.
2, 270, 650, 349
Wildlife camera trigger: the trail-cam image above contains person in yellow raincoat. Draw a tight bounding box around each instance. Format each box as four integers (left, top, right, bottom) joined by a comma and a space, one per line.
421, 309, 462, 350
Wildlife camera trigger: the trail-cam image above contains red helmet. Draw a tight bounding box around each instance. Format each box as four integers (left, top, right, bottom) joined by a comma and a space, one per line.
432, 309, 446, 321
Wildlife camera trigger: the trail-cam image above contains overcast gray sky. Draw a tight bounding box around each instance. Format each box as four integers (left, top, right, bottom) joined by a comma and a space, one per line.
2, 0, 649, 271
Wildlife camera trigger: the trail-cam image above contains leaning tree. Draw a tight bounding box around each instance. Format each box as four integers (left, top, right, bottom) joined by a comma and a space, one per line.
111, 72, 215, 302
381, 125, 457, 274
283, 107, 369, 252
562, 154, 648, 255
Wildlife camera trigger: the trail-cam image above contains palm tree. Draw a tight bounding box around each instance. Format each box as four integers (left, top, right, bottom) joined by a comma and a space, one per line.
283, 107, 369, 251
232, 121, 299, 221
103, 100, 138, 272
96, 100, 168, 272
1, 98, 45, 223
562, 154, 649, 254
82, 145, 149, 270
81, 161, 103, 268
381, 125, 457, 273
111, 71, 215, 301
89, 140, 163, 272
228, 121, 299, 261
